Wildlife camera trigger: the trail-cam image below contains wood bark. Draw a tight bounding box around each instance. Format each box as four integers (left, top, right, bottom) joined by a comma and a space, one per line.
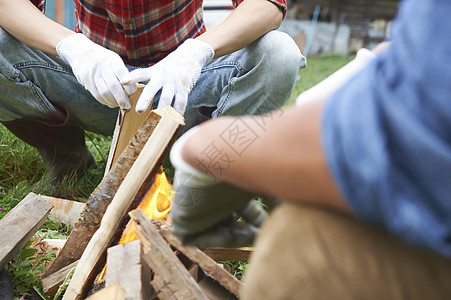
63, 106, 184, 300
46, 107, 172, 275
105, 240, 153, 300
129, 210, 208, 300
0, 192, 53, 269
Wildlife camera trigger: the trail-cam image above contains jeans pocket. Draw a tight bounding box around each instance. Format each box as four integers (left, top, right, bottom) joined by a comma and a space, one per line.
0, 74, 63, 122
0, 57, 21, 82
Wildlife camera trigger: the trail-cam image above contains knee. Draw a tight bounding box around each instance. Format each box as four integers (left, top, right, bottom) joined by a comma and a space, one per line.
255, 30, 306, 77
247, 31, 306, 106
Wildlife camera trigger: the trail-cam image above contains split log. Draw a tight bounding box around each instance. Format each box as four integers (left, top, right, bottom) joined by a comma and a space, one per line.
42, 260, 78, 297
129, 210, 208, 300
63, 106, 184, 300
85, 284, 125, 300
105, 84, 152, 172
0, 192, 53, 269
105, 240, 153, 300
41, 195, 85, 229
204, 247, 253, 262
46, 104, 183, 275
159, 229, 243, 297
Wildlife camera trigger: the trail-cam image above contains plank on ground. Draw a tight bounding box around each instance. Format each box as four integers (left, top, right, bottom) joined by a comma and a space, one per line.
0, 192, 53, 269
41, 195, 85, 229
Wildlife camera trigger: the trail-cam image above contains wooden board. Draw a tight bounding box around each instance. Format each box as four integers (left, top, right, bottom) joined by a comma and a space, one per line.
0, 193, 53, 269
129, 210, 208, 300
42, 260, 78, 297
106, 240, 153, 300
204, 247, 254, 262
160, 230, 243, 297
41, 196, 85, 229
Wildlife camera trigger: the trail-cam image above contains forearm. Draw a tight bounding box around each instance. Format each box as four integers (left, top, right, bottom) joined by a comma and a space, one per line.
0, 0, 75, 55
182, 100, 349, 213
196, 0, 283, 58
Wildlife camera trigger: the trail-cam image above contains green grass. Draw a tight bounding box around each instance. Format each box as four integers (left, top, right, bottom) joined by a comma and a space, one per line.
0, 53, 352, 298
286, 53, 353, 105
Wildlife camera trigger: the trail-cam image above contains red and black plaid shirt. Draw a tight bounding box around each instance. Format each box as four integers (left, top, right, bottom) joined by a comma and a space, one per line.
32, 0, 286, 66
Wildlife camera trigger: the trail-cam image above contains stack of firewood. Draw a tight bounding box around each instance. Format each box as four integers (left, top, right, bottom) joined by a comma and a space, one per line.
0, 102, 252, 299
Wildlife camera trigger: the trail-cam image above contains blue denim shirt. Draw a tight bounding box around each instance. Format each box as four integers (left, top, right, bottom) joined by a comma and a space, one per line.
322, 0, 451, 257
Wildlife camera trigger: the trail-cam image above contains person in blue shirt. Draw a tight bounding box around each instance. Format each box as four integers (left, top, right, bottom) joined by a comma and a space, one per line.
168, 0, 451, 298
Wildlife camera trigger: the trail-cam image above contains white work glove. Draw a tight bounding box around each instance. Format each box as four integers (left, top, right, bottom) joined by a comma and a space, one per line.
170, 127, 267, 249
122, 39, 215, 115
296, 48, 376, 106
57, 33, 136, 110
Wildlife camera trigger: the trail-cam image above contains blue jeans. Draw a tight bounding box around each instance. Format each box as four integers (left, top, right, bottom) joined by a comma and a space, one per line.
0, 27, 305, 136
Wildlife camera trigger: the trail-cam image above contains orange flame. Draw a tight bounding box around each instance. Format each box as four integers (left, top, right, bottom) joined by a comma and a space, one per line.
119, 171, 173, 244
96, 171, 173, 282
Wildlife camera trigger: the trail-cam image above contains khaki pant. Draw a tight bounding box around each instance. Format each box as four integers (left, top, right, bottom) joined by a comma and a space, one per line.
242, 204, 451, 300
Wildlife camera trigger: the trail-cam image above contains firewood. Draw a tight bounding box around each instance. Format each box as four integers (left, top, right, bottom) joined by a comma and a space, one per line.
85, 284, 125, 300
129, 210, 208, 300
42, 260, 78, 296
0, 192, 53, 269
41, 195, 85, 229
105, 84, 152, 172
63, 106, 184, 300
159, 229, 243, 297
198, 276, 238, 300
204, 247, 254, 262
46, 105, 182, 276
186, 261, 237, 300
105, 240, 153, 300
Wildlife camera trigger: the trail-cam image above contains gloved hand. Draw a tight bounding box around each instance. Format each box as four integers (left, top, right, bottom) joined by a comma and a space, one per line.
122, 39, 215, 115
56, 33, 136, 110
170, 127, 267, 249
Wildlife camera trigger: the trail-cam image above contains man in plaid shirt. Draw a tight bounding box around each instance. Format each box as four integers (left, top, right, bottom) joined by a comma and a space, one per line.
0, 0, 305, 183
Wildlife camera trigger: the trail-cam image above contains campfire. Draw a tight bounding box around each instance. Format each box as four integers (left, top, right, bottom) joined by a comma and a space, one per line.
118, 171, 173, 245
95, 170, 173, 283
0, 90, 251, 299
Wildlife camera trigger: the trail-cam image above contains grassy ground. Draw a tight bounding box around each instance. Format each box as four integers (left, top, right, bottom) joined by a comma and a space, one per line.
0, 53, 352, 298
